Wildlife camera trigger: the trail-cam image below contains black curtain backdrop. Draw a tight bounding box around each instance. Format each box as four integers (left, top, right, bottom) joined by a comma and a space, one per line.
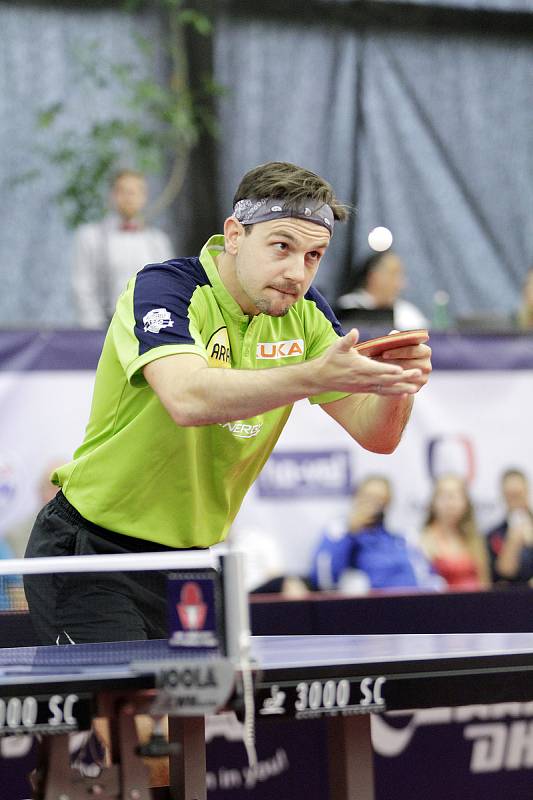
1, 0, 532, 324
212, 0, 533, 318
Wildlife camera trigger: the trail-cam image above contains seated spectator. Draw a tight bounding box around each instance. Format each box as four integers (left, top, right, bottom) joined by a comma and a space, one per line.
515, 268, 533, 331
0, 537, 20, 611
421, 475, 490, 589
336, 251, 428, 331
72, 169, 174, 328
310, 476, 441, 593
2, 462, 64, 612
5, 461, 62, 558
486, 468, 533, 585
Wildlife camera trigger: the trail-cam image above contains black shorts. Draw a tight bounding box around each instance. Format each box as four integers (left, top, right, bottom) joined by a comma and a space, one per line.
24, 491, 183, 645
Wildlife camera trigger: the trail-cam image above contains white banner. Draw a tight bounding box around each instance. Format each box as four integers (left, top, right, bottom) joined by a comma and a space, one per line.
233, 371, 533, 572
0, 358, 532, 572
0, 372, 93, 551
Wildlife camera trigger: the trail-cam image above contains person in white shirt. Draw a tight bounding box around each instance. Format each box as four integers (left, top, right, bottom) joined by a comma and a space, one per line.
336, 250, 429, 331
72, 169, 174, 328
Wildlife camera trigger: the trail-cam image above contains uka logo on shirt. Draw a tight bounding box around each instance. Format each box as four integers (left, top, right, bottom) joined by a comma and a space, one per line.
256, 339, 304, 359
207, 327, 231, 368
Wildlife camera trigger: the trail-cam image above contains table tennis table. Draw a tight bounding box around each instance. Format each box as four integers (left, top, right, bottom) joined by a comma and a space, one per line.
1, 631, 533, 800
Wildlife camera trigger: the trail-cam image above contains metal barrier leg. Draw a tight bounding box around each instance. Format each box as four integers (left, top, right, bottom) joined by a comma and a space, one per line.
328, 715, 375, 800
168, 716, 206, 800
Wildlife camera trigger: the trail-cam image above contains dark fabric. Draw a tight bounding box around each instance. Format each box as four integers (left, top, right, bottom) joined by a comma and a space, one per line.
486, 519, 533, 585
23, 491, 177, 645
213, 16, 359, 305
303, 286, 345, 337
377, 0, 533, 11
221, 0, 533, 14
213, 11, 533, 321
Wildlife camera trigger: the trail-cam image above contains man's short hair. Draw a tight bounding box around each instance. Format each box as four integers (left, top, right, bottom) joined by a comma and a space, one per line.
233, 161, 349, 223
356, 474, 392, 495
501, 468, 528, 485
111, 169, 145, 187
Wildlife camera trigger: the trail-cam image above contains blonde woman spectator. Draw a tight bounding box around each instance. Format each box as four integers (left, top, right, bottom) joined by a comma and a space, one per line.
421, 475, 490, 589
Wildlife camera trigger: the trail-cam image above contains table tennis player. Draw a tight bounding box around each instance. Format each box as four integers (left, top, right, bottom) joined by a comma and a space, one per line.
24, 160, 432, 646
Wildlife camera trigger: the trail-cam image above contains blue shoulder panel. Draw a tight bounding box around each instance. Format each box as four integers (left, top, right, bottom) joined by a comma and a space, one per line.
132, 258, 210, 356
304, 286, 344, 336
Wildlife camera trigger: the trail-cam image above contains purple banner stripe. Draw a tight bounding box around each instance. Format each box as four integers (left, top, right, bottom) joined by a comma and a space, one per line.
0, 330, 106, 371
0, 329, 532, 371
427, 331, 533, 370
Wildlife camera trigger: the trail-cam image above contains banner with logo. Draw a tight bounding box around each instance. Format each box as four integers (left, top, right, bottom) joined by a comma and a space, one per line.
206, 705, 533, 800
372, 704, 533, 798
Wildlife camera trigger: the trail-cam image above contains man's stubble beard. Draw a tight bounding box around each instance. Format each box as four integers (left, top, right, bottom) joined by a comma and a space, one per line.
236, 264, 293, 317
254, 295, 291, 317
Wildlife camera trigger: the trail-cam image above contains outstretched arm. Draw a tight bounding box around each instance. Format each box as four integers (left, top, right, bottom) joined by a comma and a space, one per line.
321, 336, 432, 453
143, 329, 423, 428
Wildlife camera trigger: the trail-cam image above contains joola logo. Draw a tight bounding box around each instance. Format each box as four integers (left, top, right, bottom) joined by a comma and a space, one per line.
162, 666, 217, 689
207, 327, 231, 368
256, 339, 304, 359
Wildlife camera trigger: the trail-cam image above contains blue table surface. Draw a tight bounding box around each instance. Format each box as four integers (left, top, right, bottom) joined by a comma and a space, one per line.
0, 633, 532, 684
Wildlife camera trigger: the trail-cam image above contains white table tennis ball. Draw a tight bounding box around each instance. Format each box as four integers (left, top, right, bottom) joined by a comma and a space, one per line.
368, 226, 393, 252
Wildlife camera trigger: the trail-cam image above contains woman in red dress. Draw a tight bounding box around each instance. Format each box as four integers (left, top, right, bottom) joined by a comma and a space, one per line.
421, 474, 490, 589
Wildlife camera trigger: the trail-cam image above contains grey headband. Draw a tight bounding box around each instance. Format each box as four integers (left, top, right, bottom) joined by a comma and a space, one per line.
233, 197, 334, 234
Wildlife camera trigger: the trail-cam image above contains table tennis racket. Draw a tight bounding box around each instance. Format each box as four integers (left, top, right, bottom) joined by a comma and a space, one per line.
355, 329, 429, 357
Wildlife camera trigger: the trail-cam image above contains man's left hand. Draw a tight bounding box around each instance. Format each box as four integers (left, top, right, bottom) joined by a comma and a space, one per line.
378, 339, 432, 393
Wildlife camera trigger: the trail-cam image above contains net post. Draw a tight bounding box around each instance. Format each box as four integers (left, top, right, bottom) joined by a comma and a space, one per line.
219, 550, 257, 768
219, 550, 250, 664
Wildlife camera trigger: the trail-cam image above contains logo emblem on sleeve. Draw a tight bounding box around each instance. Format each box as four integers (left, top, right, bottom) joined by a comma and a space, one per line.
143, 308, 174, 334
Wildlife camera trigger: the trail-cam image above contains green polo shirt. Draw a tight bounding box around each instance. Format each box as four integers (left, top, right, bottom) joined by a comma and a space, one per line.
54, 235, 347, 548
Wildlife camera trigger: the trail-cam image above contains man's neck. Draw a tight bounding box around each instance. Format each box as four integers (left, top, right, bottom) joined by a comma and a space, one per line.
215, 250, 256, 315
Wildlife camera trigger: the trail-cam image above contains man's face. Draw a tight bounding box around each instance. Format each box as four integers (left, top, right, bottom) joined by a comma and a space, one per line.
502, 474, 529, 511
224, 217, 330, 316
432, 476, 468, 525
111, 175, 148, 220
353, 479, 391, 517
367, 253, 406, 307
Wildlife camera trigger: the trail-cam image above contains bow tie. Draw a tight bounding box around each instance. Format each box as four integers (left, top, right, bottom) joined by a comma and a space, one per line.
120, 220, 142, 232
